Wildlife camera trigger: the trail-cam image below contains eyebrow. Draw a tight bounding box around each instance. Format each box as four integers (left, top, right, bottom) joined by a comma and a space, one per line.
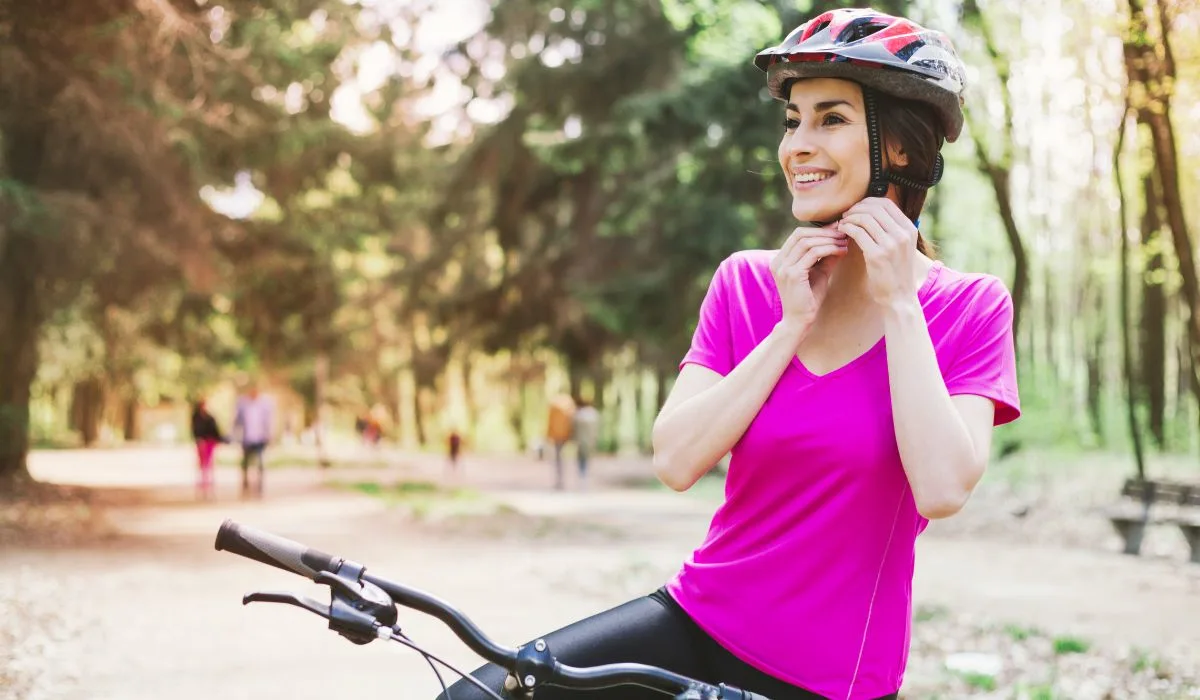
785, 99, 855, 113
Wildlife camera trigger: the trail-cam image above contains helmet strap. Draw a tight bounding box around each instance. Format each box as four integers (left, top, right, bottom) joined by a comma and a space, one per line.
864, 88, 890, 198
864, 86, 945, 196
886, 154, 945, 190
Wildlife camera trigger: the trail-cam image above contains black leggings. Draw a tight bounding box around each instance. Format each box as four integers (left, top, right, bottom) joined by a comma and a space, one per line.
433, 588, 898, 700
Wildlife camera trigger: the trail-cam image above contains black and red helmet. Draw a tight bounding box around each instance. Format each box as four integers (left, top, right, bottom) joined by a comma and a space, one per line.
755, 8, 966, 142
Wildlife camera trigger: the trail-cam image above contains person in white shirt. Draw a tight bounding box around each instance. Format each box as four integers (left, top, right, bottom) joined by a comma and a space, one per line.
233, 382, 275, 498
571, 398, 600, 489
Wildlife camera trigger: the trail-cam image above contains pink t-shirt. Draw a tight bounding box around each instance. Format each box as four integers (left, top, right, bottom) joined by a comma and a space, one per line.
666, 250, 1020, 700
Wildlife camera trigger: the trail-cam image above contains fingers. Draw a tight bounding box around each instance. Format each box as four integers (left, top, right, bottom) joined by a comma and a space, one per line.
773, 230, 800, 273
781, 228, 846, 268
842, 198, 916, 248
791, 235, 847, 269
796, 241, 848, 271
837, 218, 882, 258
867, 196, 914, 231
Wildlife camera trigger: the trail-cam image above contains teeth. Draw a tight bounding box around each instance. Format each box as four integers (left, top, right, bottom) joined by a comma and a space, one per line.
794, 172, 831, 183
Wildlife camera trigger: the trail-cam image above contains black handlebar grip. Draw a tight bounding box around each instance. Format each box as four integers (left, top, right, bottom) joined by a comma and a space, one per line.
215, 519, 341, 580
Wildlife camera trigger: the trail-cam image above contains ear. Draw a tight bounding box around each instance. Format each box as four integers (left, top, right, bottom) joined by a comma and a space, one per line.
886, 141, 909, 168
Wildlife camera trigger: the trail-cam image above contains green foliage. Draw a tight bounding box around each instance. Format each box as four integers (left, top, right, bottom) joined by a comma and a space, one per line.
1018, 684, 1057, 700
4, 0, 1200, 468
959, 673, 997, 691
1052, 636, 1090, 655
1005, 624, 1039, 641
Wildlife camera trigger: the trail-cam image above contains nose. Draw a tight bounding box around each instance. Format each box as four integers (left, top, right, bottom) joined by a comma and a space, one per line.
781, 123, 817, 160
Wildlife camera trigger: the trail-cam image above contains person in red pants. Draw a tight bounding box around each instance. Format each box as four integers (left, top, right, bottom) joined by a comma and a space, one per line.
190, 398, 226, 500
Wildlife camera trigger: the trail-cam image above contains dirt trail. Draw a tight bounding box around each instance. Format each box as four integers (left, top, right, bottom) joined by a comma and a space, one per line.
2, 446, 1197, 700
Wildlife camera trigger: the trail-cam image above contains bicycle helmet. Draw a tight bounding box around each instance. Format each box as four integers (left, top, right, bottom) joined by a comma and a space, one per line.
755, 8, 966, 204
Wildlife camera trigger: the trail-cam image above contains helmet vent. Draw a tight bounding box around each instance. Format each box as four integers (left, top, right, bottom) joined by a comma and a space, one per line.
840, 18, 885, 43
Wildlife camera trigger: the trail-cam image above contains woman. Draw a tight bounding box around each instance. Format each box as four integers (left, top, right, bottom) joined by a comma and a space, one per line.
437, 8, 1019, 700
190, 397, 225, 500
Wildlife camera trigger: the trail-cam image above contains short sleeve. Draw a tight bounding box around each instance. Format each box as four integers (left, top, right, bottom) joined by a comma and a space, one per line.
943, 278, 1021, 426
680, 257, 734, 376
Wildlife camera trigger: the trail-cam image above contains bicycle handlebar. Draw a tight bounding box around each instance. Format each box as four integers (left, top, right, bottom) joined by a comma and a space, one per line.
215, 519, 770, 700
215, 520, 342, 580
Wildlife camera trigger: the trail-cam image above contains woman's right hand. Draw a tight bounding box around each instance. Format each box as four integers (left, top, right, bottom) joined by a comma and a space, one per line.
770, 225, 848, 332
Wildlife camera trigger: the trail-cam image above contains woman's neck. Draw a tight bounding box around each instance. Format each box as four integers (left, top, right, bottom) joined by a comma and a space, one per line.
823, 245, 872, 309
821, 244, 931, 315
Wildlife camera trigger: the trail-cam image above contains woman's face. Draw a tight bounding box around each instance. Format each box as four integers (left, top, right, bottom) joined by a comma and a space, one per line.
777, 78, 871, 224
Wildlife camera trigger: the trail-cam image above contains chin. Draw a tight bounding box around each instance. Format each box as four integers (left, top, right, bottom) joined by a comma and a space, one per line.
791, 202, 841, 224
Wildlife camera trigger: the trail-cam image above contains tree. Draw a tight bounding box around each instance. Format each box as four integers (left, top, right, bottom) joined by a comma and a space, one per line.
1122, 0, 1200, 438
958, 0, 1031, 335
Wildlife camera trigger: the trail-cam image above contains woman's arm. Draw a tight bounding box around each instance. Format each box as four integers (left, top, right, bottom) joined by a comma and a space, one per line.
651, 319, 809, 491
838, 197, 1013, 519
882, 298, 995, 519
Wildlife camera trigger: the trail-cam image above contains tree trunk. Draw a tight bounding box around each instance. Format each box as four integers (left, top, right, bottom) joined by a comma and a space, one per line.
961, 0, 1030, 335
122, 395, 138, 442
461, 356, 479, 435
1139, 170, 1168, 447
634, 369, 651, 454
1125, 0, 1200, 432
1115, 105, 1148, 482
589, 364, 608, 411
512, 381, 528, 452
71, 377, 105, 446
567, 363, 583, 405
506, 355, 529, 452
976, 155, 1029, 335
1082, 266, 1105, 444
654, 364, 670, 417
313, 352, 331, 467
0, 278, 40, 489
1042, 263, 1056, 382
412, 381, 428, 448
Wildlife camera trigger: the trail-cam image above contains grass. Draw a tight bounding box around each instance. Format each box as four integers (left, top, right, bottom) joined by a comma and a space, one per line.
960, 673, 997, 691
1017, 684, 1057, 700
1004, 623, 1040, 641
338, 479, 488, 520
1051, 636, 1090, 655
1132, 649, 1173, 680
914, 604, 950, 623
211, 446, 400, 470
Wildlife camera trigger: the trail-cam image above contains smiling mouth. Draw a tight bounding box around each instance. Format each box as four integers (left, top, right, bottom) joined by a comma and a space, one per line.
793, 172, 833, 190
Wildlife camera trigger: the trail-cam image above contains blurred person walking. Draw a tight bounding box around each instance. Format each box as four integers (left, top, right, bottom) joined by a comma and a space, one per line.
571, 398, 600, 490
233, 381, 275, 498
190, 397, 225, 500
545, 393, 575, 490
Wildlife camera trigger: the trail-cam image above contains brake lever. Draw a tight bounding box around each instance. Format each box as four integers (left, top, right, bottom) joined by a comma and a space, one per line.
315, 564, 398, 644
243, 591, 331, 620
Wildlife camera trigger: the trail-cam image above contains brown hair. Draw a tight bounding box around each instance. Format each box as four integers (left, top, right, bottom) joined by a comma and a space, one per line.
874, 90, 945, 258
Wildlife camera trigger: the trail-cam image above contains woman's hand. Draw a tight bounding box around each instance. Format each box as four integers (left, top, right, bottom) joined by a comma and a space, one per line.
770, 225, 849, 332
837, 198, 919, 307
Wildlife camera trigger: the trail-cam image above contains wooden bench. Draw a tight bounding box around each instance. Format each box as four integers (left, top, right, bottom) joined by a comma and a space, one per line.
1108, 478, 1200, 563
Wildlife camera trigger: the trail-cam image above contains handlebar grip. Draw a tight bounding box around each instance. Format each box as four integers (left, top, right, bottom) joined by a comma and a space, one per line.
215, 519, 341, 580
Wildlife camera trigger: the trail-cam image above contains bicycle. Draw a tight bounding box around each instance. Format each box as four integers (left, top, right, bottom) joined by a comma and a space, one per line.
214, 519, 769, 700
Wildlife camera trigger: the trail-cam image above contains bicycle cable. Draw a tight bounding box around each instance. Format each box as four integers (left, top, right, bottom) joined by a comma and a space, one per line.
391, 628, 454, 700
386, 628, 505, 700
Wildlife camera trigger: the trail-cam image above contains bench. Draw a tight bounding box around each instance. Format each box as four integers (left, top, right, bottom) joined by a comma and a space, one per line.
1108, 478, 1200, 563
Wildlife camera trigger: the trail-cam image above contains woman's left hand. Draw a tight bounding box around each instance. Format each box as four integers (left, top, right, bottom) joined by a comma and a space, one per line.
836, 197, 919, 307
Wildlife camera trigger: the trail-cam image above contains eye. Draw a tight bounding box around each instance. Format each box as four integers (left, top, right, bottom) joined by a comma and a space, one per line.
782, 117, 800, 131
822, 113, 847, 126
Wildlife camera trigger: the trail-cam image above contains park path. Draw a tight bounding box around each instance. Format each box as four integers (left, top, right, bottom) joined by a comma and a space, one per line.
1, 445, 1197, 700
